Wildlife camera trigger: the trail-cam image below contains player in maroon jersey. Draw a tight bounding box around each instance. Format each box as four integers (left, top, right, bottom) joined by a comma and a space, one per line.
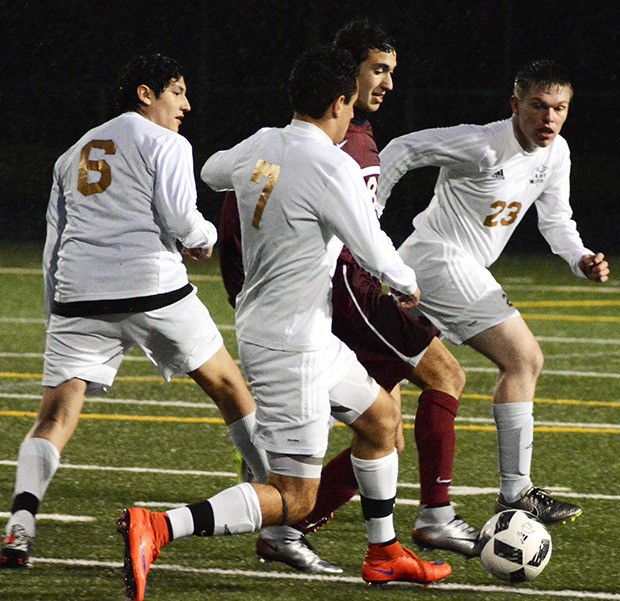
218, 19, 479, 573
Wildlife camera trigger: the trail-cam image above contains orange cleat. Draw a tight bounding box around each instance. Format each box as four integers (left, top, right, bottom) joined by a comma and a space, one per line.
117, 507, 170, 601
362, 540, 451, 586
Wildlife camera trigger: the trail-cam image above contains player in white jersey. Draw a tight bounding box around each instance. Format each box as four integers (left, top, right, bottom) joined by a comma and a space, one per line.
378, 59, 610, 525
1, 54, 268, 570
118, 47, 452, 601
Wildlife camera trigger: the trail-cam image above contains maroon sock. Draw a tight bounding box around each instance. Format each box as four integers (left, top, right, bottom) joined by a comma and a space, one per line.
414, 389, 459, 507
294, 447, 358, 533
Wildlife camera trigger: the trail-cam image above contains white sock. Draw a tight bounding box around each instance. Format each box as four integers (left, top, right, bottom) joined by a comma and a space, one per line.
14, 437, 60, 499
166, 506, 194, 540
351, 450, 398, 544
7, 438, 60, 537
227, 413, 269, 483
493, 402, 534, 502
209, 483, 262, 535
415, 503, 456, 528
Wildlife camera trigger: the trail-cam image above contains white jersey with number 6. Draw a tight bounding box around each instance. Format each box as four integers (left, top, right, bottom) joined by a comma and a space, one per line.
44, 111, 217, 309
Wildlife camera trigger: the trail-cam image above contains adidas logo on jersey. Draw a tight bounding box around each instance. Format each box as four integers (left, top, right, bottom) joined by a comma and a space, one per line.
491, 169, 505, 180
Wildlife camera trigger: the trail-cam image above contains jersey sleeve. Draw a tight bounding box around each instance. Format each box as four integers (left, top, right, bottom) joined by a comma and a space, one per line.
322, 161, 418, 295
153, 135, 217, 250
42, 164, 64, 322
377, 123, 488, 211
534, 149, 591, 277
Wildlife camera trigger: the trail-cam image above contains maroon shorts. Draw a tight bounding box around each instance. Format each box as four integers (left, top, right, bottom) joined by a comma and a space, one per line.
331, 251, 439, 391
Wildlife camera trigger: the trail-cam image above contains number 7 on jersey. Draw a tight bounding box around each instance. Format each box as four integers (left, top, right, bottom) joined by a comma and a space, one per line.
251, 159, 281, 229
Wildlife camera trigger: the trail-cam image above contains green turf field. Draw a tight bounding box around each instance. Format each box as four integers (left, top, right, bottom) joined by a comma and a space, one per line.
1, 243, 619, 601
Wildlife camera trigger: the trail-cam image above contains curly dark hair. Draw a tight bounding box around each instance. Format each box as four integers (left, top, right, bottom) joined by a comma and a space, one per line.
513, 59, 573, 99
288, 45, 359, 119
114, 54, 185, 113
332, 18, 396, 65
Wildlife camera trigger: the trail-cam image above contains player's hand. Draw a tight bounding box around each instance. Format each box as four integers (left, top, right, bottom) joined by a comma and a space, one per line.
392, 287, 421, 309
578, 252, 609, 283
182, 246, 213, 262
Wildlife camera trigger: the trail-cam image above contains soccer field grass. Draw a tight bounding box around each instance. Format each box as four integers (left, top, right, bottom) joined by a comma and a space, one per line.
1, 243, 619, 600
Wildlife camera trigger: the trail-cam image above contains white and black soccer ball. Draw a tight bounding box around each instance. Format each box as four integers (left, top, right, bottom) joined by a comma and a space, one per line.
479, 509, 552, 582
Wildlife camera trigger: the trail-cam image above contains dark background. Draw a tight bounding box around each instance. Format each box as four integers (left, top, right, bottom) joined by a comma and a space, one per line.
1, 0, 618, 254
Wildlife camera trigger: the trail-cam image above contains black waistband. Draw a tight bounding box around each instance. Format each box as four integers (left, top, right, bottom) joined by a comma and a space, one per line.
51, 283, 193, 317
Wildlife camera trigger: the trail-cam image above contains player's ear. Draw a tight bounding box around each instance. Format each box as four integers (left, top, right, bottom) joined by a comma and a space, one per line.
331, 94, 346, 118
510, 95, 519, 115
137, 84, 154, 106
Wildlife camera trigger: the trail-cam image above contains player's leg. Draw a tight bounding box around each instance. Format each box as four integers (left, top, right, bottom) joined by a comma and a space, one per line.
188, 346, 269, 483
467, 316, 582, 523
1, 380, 87, 569
328, 343, 451, 585
118, 337, 330, 601
119, 472, 321, 601
405, 338, 479, 557
2, 313, 123, 569
137, 293, 269, 484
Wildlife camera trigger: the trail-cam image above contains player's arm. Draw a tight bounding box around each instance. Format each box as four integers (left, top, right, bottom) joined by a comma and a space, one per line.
155, 136, 217, 251
324, 163, 419, 300
535, 152, 606, 280
377, 123, 487, 212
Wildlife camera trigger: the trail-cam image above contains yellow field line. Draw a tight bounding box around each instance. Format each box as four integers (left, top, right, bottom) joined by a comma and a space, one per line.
0, 410, 617, 434
522, 313, 620, 322
516, 300, 620, 307
402, 389, 620, 408
2, 372, 618, 408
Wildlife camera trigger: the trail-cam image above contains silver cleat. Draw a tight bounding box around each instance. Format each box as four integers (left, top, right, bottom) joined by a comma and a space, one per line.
256, 535, 343, 574
1, 524, 34, 569
412, 515, 480, 558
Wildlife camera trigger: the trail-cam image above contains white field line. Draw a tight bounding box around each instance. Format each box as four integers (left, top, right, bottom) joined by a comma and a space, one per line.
463, 366, 620, 379
0, 318, 236, 330
0, 460, 618, 502
2, 393, 618, 430
2, 351, 619, 379
0, 512, 94, 522
0, 459, 236, 478
29, 558, 620, 599
0, 321, 618, 344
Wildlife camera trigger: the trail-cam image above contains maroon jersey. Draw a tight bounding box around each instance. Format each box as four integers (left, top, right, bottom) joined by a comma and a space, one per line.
218, 112, 438, 389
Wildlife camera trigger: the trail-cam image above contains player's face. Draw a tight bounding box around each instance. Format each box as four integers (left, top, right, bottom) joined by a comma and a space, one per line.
510, 85, 572, 152
141, 77, 191, 132
355, 50, 397, 113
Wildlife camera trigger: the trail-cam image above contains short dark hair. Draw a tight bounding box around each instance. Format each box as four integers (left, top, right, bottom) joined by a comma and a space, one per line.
332, 18, 396, 65
288, 45, 359, 119
115, 54, 185, 113
513, 59, 573, 99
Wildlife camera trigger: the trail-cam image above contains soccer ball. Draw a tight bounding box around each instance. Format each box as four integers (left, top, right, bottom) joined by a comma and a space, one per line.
479, 509, 552, 582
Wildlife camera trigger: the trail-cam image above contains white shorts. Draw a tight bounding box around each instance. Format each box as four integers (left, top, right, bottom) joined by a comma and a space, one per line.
399, 238, 519, 345
43, 289, 223, 394
238, 334, 380, 460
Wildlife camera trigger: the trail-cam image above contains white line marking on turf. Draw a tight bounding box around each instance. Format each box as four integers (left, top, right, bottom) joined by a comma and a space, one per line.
29, 558, 620, 599
537, 336, 620, 345
464, 366, 620, 379
0, 512, 94, 522
2, 394, 617, 429
1, 460, 618, 501
0, 460, 236, 478
2, 354, 618, 378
